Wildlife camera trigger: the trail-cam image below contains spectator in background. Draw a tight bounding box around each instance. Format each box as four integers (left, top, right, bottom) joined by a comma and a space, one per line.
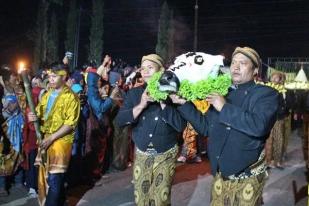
23, 76, 45, 197
67, 83, 89, 187
177, 122, 202, 163
290, 90, 307, 132
126, 71, 144, 89
69, 70, 85, 88
97, 78, 110, 100
109, 75, 130, 171
0, 67, 25, 196
0, 94, 24, 196
86, 56, 119, 120
265, 72, 289, 169
302, 91, 309, 168
84, 56, 120, 178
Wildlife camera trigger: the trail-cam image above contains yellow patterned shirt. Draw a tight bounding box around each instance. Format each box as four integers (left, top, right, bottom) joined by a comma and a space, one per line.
36, 86, 80, 143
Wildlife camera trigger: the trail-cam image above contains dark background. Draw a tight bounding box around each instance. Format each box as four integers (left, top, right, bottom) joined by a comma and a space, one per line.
0, 0, 308, 68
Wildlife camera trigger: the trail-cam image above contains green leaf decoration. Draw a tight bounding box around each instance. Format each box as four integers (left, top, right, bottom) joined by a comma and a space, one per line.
146, 72, 232, 102
146, 72, 169, 101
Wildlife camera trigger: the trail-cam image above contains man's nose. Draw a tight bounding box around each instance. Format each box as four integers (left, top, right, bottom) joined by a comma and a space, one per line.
232, 63, 240, 70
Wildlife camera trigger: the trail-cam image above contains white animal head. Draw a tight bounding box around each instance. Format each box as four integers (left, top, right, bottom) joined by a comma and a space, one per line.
169, 52, 224, 83
159, 52, 224, 92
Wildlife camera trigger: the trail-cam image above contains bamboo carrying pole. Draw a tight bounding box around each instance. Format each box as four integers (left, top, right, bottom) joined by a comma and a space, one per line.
18, 64, 42, 142
18, 63, 46, 165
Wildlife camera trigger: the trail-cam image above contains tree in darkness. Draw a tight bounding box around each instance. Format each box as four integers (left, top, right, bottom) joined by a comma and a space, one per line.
88, 0, 104, 65
32, 0, 49, 71
65, 0, 77, 53
46, 12, 59, 63
31, 0, 63, 71
155, 1, 173, 63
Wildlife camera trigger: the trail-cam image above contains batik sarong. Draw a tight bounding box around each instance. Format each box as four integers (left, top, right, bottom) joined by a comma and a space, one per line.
266, 119, 285, 164
133, 145, 178, 206
210, 172, 266, 206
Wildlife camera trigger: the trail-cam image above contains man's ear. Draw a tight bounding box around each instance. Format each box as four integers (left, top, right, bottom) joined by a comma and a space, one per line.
159, 65, 165, 72
0, 77, 4, 87
3, 80, 9, 86
62, 75, 68, 82
253, 68, 259, 76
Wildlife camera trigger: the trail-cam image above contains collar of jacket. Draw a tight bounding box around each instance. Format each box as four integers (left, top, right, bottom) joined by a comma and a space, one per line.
232, 80, 255, 91
135, 83, 147, 89
142, 83, 147, 89
48, 85, 71, 97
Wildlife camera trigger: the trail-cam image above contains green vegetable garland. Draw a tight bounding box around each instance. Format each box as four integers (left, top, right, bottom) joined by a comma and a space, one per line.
146, 72, 232, 101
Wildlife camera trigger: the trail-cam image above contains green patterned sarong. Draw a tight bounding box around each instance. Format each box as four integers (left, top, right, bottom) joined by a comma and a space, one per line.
211, 172, 267, 206
133, 145, 178, 206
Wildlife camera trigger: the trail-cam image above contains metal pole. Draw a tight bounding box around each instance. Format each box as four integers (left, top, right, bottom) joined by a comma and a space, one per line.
193, 0, 199, 52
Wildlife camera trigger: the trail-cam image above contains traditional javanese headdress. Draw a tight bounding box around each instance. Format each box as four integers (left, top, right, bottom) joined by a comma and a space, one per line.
141, 54, 164, 71
232, 47, 262, 69
47, 63, 68, 76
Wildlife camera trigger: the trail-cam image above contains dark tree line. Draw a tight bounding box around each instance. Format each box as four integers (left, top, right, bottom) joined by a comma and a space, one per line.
30, 0, 174, 71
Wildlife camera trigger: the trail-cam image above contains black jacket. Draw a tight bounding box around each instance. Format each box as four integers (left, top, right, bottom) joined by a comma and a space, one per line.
116, 85, 186, 153
277, 93, 289, 120
174, 81, 279, 176
290, 90, 308, 114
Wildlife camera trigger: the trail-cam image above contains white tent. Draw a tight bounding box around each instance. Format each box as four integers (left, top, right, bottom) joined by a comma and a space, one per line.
294, 68, 308, 82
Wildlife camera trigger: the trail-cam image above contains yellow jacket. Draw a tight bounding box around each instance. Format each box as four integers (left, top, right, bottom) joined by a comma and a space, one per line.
36, 86, 80, 143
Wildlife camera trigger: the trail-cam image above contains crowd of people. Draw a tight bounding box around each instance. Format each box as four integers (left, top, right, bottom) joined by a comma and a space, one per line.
0, 46, 307, 206
0, 56, 135, 205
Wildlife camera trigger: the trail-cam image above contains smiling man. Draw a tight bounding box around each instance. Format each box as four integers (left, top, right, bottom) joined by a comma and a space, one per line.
169, 47, 279, 206
28, 63, 80, 206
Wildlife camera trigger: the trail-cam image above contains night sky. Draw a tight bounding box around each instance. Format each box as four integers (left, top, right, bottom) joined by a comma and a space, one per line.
0, 0, 309, 68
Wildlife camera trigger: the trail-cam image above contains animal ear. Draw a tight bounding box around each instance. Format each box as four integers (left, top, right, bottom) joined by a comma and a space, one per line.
194, 55, 204, 65
185, 52, 196, 57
